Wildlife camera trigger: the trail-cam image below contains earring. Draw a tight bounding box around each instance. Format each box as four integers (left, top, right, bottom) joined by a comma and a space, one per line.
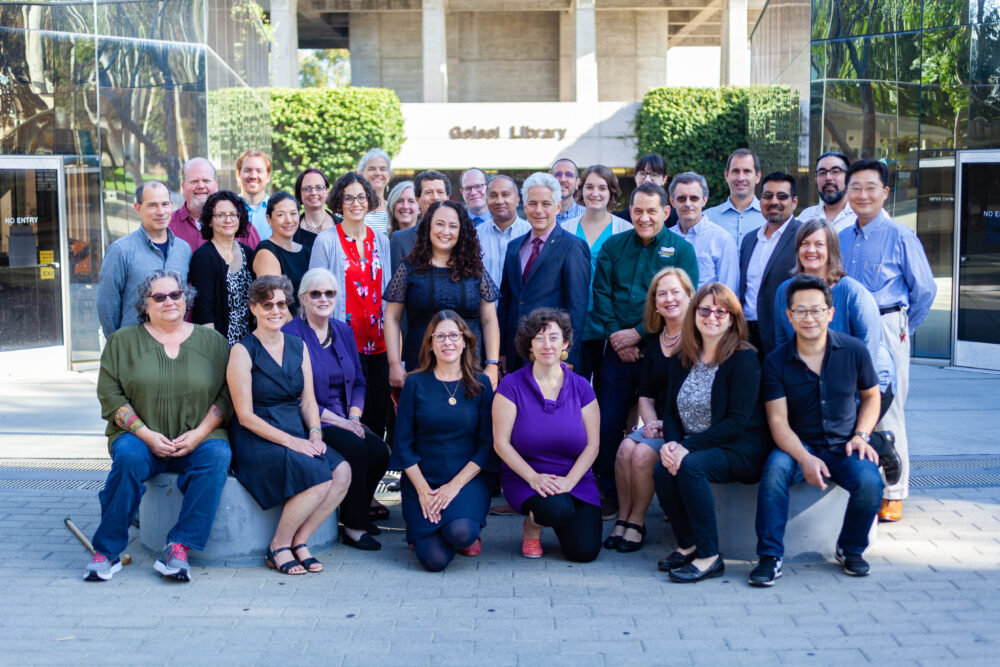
560, 350, 569, 361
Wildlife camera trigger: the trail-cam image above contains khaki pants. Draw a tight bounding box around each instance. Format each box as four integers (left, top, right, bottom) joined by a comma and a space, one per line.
878, 309, 909, 500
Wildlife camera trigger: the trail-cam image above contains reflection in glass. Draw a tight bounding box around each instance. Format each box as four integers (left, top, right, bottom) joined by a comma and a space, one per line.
826, 36, 896, 82
921, 26, 970, 87
65, 156, 104, 362
96, 0, 204, 44
957, 161, 1000, 345
922, 0, 971, 29
913, 160, 955, 358
821, 81, 898, 161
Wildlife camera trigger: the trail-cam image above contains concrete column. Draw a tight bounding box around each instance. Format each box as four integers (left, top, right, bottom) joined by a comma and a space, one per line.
269, 0, 299, 87
422, 0, 448, 103
720, 0, 749, 86
574, 0, 598, 102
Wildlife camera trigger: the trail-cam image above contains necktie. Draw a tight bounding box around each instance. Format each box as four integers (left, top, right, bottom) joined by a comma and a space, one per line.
522, 237, 543, 282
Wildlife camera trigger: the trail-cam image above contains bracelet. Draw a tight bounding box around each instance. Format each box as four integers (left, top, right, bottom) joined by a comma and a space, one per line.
309, 426, 322, 436
485, 359, 499, 366
349, 416, 361, 422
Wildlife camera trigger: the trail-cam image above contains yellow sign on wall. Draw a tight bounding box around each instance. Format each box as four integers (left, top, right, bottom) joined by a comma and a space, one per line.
39, 250, 54, 264
40, 267, 55, 280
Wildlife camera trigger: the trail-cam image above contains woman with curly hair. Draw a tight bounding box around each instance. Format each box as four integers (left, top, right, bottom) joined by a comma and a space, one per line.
383, 200, 501, 390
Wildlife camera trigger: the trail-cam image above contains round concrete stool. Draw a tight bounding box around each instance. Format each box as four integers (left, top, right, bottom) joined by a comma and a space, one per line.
711, 481, 877, 562
139, 473, 339, 567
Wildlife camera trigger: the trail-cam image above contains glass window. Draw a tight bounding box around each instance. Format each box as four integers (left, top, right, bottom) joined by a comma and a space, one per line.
967, 85, 1000, 149
913, 158, 955, 358
921, 26, 971, 86
826, 36, 897, 82
96, 0, 204, 44
822, 81, 898, 161
922, 0, 971, 29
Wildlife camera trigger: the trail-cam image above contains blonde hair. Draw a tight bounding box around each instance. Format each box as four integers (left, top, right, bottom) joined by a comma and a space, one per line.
642, 267, 695, 334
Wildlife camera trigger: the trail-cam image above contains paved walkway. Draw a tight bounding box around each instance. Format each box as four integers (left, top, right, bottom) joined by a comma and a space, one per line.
0, 362, 998, 663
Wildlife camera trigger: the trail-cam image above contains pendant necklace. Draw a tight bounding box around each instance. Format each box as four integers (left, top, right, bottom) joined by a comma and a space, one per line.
660, 326, 681, 349
441, 378, 461, 406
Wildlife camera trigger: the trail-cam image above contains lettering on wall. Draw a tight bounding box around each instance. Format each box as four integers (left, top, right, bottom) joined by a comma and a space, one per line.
449, 126, 568, 141
3, 217, 39, 224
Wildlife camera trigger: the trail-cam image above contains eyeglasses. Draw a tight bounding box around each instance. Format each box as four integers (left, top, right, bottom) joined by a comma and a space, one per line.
308, 290, 336, 300
789, 307, 830, 320
848, 185, 884, 195
259, 300, 289, 311
343, 194, 368, 205
696, 306, 730, 320
461, 184, 486, 194
552, 171, 576, 179
432, 332, 462, 343
636, 170, 664, 181
672, 195, 703, 203
301, 185, 327, 193
815, 167, 846, 178
760, 192, 792, 201
212, 212, 240, 221
149, 290, 184, 303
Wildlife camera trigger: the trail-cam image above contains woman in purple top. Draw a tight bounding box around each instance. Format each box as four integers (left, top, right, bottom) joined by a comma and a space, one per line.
493, 308, 601, 562
282, 268, 390, 551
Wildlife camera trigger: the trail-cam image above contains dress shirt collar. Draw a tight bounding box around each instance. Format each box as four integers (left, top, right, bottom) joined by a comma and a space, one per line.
788, 329, 844, 367
671, 214, 710, 238
489, 216, 524, 235
852, 209, 888, 238
629, 224, 668, 247
528, 222, 556, 243
719, 195, 762, 214
756, 215, 793, 243
179, 202, 200, 228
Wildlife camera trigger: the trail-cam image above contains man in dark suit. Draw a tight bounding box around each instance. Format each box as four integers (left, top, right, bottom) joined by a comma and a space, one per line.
739, 171, 802, 357
498, 172, 591, 372
389, 170, 452, 272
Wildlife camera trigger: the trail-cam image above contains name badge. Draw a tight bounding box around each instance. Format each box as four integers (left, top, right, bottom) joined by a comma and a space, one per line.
658, 246, 675, 258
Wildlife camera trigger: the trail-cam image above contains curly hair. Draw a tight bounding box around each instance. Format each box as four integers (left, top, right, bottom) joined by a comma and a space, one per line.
249, 275, 293, 306
135, 270, 196, 323
408, 200, 484, 282
513, 308, 572, 362
414, 310, 483, 399
328, 172, 378, 215
199, 190, 250, 241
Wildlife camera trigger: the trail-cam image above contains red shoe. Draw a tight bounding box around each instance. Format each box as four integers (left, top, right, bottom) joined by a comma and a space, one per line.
521, 519, 543, 558
458, 537, 482, 557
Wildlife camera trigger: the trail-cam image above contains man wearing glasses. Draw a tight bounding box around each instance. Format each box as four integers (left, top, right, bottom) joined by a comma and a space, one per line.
551, 158, 586, 224
667, 171, 739, 292
460, 168, 492, 226
798, 152, 856, 232
614, 154, 679, 228
169, 157, 260, 252
750, 274, 885, 586
738, 172, 802, 356
839, 159, 936, 523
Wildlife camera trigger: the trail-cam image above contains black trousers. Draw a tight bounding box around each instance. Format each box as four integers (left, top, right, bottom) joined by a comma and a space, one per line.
654, 448, 761, 559
578, 339, 606, 398
321, 424, 390, 530
359, 352, 391, 440
522, 493, 602, 563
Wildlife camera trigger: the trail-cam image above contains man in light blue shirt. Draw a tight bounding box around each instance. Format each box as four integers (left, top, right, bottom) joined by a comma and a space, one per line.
667, 172, 739, 293
551, 157, 586, 224
705, 148, 766, 244
461, 168, 492, 226
96, 181, 192, 335
840, 159, 937, 520
477, 175, 530, 288
236, 150, 271, 241
798, 151, 857, 233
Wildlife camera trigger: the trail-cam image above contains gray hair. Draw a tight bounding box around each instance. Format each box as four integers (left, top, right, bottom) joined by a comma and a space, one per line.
182, 157, 217, 183
521, 172, 561, 204
134, 269, 195, 323
135, 180, 168, 204
357, 148, 392, 176
461, 167, 487, 183
386, 180, 415, 234
488, 174, 518, 191
668, 172, 710, 200
297, 267, 342, 299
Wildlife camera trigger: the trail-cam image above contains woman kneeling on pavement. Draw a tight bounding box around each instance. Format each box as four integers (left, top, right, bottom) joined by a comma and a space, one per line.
390, 310, 496, 572
228, 275, 351, 575
493, 308, 602, 562
653, 283, 773, 583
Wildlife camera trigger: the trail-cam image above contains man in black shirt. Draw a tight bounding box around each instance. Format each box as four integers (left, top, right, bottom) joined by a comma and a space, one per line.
751, 274, 884, 585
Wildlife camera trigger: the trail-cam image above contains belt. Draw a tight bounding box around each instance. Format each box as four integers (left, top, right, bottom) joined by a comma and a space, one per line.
879, 305, 902, 315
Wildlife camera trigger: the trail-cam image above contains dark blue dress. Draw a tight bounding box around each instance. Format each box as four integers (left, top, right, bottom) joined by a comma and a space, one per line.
383, 260, 497, 369
230, 333, 345, 510
389, 371, 496, 542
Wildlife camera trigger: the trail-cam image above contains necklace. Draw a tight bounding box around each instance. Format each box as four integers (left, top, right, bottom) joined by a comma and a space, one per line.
300, 212, 329, 234
440, 378, 461, 406
660, 326, 681, 348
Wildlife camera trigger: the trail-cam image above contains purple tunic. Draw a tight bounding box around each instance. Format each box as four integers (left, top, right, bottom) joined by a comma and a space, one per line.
497, 364, 600, 512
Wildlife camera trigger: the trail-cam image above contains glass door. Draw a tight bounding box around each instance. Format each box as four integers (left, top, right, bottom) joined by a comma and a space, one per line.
0, 157, 66, 355
953, 150, 1000, 370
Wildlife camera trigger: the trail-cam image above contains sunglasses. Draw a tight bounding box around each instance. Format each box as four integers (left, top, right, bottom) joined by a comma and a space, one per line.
696, 306, 730, 320
259, 300, 289, 311
149, 290, 184, 303
308, 290, 336, 300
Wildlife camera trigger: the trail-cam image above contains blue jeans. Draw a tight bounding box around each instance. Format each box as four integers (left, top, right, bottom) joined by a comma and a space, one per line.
596, 345, 643, 495
755, 446, 883, 558
91, 433, 231, 558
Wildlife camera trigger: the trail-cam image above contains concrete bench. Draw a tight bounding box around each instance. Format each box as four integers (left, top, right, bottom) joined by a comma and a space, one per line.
712, 481, 877, 562
139, 473, 339, 567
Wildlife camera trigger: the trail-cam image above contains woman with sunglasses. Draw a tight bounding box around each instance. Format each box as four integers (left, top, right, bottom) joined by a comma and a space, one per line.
282, 268, 391, 551
294, 168, 339, 249
652, 283, 772, 583
189, 190, 255, 345
228, 275, 352, 575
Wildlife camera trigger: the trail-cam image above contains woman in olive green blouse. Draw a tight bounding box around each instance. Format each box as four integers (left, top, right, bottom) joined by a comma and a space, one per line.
86, 269, 233, 583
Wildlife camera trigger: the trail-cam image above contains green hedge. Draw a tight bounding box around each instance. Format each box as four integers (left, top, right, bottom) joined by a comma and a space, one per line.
269, 87, 405, 193
635, 86, 800, 207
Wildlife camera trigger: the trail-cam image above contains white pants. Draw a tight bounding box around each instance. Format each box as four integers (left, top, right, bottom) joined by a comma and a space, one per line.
877, 309, 909, 500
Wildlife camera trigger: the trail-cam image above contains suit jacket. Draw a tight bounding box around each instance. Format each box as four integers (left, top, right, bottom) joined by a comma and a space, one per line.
498, 225, 591, 369
739, 218, 801, 355
389, 224, 418, 274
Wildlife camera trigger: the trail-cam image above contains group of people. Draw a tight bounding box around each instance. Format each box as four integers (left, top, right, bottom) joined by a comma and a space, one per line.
88, 144, 935, 586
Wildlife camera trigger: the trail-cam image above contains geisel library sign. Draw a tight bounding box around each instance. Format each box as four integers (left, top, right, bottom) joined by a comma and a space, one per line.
394, 102, 641, 170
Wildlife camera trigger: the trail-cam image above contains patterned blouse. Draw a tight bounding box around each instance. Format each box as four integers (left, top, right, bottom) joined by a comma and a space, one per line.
225, 244, 252, 346
337, 223, 385, 355
676, 359, 718, 435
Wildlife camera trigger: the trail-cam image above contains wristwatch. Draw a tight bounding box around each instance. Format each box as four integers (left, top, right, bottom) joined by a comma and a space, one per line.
853, 431, 870, 443
349, 416, 361, 422
485, 359, 499, 366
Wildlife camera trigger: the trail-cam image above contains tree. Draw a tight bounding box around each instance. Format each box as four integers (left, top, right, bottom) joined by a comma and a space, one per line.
299, 50, 351, 88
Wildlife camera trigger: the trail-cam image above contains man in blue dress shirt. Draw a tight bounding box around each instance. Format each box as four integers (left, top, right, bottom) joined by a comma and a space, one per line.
705, 149, 766, 244
667, 172, 739, 292
236, 150, 272, 241
551, 158, 586, 224
460, 168, 492, 226
477, 175, 530, 289
839, 159, 937, 522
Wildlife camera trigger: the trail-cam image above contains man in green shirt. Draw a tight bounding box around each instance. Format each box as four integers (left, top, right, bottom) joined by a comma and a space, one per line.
591, 183, 699, 519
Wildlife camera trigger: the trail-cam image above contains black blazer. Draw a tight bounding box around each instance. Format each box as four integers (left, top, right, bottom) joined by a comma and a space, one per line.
660, 349, 772, 468
189, 241, 255, 336
738, 218, 801, 355
498, 225, 591, 370
389, 224, 418, 275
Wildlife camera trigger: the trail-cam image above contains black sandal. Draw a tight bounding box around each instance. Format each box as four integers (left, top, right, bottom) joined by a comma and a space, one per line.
603, 520, 628, 550
369, 504, 390, 521
291, 544, 323, 573
617, 522, 647, 553
265, 546, 306, 575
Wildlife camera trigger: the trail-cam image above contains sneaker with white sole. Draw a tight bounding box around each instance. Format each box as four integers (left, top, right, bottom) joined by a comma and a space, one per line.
154, 543, 191, 581
748, 555, 783, 587
835, 546, 870, 576
84, 553, 122, 582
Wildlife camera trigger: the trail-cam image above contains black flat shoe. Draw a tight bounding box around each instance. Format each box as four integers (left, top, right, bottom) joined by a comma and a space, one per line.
369, 504, 391, 521
668, 556, 725, 583
603, 520, 627, 549
617, 523, 647, 553
366, 521, 382, 536
339, 526, 382, 551
658, 549, 696, 572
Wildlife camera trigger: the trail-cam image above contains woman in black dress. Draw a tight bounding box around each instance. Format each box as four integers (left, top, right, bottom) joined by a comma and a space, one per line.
390, 310, 495, 572
384, 200, 500, 391
228, 275, 352, 575
253, 191, 311, 312
293, 168, 339, 248
189, 191, 255, 345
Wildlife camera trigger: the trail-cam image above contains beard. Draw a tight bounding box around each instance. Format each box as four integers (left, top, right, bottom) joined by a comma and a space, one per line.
820, 188, 846, 205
